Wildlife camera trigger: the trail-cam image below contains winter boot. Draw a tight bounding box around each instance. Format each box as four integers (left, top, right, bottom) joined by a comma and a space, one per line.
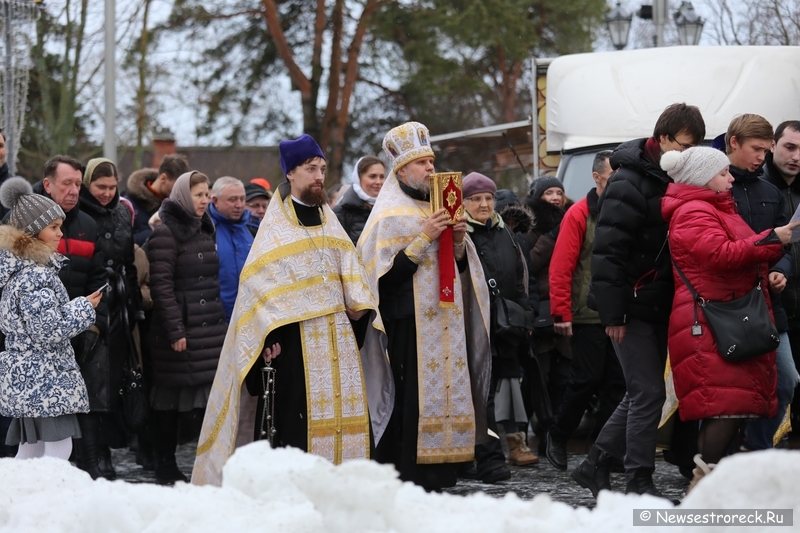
97, 445, 117, 480
75, 413, 103, 480
506, 432, 539, 466
625, 468, 668, 499
152, 410, 188, 484
686, 454, 715, 493
570, 446, 612, 498
545, 431, 568, 471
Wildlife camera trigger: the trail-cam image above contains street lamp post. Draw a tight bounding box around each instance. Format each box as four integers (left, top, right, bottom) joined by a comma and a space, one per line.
674, 1, 705, 46
605, 2, 633, 51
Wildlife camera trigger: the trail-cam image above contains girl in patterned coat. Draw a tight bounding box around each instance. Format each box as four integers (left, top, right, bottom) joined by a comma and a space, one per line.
0, 177, 102, 461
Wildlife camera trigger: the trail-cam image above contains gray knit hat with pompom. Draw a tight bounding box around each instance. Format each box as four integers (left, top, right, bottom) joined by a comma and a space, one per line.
0, 177, 66, 235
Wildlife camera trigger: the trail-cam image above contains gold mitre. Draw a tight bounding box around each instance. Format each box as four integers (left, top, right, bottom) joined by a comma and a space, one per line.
382, 121, 435, 174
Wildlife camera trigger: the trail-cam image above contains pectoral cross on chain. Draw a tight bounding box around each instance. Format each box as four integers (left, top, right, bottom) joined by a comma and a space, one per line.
317, 262, 330, 282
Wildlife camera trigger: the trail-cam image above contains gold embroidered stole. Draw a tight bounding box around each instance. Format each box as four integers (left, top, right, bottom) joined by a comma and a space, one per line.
302, 313, 369, 462
359, 173, 492, 464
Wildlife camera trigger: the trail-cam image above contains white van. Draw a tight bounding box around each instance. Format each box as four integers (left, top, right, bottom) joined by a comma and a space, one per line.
539, 46, 800, 199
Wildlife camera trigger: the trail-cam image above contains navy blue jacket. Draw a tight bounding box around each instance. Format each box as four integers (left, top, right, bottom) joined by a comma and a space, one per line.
208, 202, 254, 320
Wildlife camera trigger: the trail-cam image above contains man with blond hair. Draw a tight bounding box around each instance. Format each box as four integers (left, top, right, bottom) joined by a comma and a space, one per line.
726, 114, 798, 452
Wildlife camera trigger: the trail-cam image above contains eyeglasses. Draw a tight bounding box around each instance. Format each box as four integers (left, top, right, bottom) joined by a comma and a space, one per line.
671, 137, 696, 150
465, 195, 495, 205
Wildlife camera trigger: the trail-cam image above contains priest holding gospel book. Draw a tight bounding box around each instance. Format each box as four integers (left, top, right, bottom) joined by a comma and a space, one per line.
359, 121, 492, 491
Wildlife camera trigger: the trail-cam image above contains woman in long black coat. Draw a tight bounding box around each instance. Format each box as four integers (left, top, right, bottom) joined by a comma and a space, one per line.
79, 158, 143, 479
147, 171, 226, 483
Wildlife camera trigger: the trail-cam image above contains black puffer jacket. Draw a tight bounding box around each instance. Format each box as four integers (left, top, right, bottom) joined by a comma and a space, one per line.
333, 186, 372, 244
80, 187, 143, 401
762, 153, 800, 320
590, 138, 673, 326
147, 199, 226, 387
730, 164, 790, 332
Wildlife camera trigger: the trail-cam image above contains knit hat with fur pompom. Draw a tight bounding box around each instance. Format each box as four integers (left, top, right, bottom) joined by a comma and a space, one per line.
660, 147, 730, 188
0, 177, 66, 236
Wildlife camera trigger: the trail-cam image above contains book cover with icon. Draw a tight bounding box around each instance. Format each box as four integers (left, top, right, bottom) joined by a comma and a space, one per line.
429, 172, 464, 224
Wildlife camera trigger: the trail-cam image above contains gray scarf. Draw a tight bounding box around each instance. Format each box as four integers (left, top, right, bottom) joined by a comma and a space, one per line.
170, 171, 200, 217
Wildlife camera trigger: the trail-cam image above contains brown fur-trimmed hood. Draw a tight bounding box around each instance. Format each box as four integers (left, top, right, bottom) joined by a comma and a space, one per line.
498, 204, 534, 234
0, 225, 56, 266
0, 225, 60, 289
125, 168, 162, 216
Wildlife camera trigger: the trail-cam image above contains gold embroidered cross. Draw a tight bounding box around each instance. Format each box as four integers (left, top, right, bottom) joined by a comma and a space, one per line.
442, 287, 452, 297
426, 358, 440, 373
420, 254, 435, 269
455, 358, 467, 371
423, 307, 438, 321
308, 326, 325, 345
344, 390, 362, 412
313, 393, 332, 413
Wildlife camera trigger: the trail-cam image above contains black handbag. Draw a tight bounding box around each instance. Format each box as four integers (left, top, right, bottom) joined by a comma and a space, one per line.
673, 260, 779, 362
120, 363, 149, 432
488, 278, 532, 346
117, 280, 149, 432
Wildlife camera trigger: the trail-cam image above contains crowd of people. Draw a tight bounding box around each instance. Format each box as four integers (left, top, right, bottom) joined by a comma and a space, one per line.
0, 107, 799, 502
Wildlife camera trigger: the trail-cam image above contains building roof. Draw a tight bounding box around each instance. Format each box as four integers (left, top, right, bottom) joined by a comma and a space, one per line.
116, 145, 282, 191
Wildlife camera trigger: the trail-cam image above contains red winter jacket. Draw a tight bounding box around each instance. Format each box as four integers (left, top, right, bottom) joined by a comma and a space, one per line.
662, 183, 782, 421
550, 192, 600, 325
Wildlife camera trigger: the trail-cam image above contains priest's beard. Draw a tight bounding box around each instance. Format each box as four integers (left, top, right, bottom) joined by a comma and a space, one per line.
401, 169, 431, 195
299, 183, 328, 206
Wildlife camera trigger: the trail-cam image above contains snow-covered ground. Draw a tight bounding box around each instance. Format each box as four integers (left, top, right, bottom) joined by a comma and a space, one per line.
0, 443, 797, 532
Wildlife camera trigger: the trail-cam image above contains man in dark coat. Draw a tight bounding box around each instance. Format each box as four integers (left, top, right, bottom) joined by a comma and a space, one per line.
33, 155, 109, 479
547, 151, 625, 472
125, 154, 189, 246
573, 103, 706, 499
761, 120, 800, 436
723, 115, 799, 451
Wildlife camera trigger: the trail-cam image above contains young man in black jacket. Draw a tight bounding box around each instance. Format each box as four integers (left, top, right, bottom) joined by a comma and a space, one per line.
572, 103, 705, 499
762, 120, 800, 435
726, 115, 800, 451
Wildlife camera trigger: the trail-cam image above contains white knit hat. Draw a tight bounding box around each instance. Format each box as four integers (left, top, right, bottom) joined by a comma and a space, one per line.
660, 147, 730, 187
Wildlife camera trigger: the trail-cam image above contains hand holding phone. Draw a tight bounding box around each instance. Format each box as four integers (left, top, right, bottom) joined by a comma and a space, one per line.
96, 282, 110, 293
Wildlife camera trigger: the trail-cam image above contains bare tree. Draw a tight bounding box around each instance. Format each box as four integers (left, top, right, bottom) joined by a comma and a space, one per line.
700, 0, 800, 45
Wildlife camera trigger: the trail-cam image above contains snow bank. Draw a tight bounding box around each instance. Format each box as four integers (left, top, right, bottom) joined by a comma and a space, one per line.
0, 444, 798, 533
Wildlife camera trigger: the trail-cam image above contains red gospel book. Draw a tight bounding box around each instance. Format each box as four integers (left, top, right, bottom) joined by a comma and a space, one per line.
429, 172, 464, 307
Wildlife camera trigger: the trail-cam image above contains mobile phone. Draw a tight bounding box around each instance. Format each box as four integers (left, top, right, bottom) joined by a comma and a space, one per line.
95, 282, 110, 293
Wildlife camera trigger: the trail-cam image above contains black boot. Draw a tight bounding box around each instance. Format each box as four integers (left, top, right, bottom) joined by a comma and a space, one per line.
152, 410, 188, 484
570, 446, 612, 498
75, 413, 103, 480
625, 468, 666, 498
545, 431, 568, 471
136, 426, 156, 471
97, 445, 117, 480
